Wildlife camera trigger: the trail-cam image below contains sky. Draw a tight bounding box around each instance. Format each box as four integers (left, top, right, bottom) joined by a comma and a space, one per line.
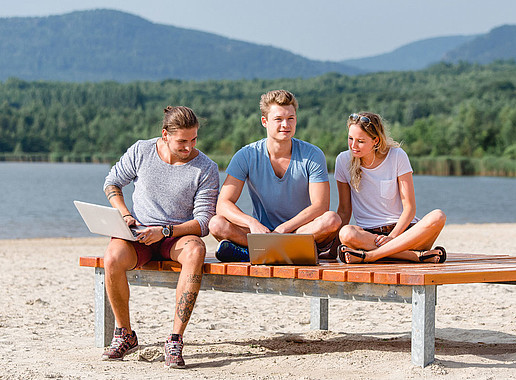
2, 0, 516, 61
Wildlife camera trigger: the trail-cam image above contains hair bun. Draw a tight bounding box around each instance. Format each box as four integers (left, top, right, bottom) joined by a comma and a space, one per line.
164, 106, 174, 114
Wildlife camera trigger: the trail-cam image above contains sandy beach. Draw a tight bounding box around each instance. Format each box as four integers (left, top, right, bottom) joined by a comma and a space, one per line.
1, 223, 516, 379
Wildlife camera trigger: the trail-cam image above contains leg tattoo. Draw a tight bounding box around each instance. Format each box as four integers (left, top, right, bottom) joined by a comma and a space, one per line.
187, 274, 202, 283
183, 238, 206, 248
176, 291, 198, 323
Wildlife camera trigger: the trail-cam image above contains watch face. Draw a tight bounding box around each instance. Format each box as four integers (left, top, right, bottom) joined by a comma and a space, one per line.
162, 226, 170, 237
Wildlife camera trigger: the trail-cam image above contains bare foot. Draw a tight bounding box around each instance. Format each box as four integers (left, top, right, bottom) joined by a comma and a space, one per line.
415, 247, 446, 263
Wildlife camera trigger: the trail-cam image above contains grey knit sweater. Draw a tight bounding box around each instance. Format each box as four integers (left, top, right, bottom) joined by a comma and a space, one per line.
103, 138, 219, 236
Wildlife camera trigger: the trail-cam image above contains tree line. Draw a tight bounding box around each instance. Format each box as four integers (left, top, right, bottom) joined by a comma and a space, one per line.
1, 61, 515, 175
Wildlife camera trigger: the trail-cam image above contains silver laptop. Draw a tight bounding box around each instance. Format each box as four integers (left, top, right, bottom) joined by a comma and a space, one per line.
247, 233, 319, 265
74, 200, 145, 241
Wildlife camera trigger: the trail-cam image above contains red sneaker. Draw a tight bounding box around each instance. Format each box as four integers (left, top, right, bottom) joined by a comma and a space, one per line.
164, 334, 185, 369
101, 327, 138, 360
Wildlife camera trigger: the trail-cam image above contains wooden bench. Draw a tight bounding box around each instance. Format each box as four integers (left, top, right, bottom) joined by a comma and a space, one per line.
79, 252, 516, 368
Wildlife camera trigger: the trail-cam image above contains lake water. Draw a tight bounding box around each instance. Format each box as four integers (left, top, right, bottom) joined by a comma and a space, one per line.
0, 162, 514, 239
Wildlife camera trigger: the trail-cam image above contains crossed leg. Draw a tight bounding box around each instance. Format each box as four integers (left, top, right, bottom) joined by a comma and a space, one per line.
296, 211, 341, 256
208, 214, 250, 247
209, 211, 341, 250
339, 209, 446, 263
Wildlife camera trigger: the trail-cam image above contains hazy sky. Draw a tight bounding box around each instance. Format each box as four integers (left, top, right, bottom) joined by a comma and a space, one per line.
2, 0, 516, 61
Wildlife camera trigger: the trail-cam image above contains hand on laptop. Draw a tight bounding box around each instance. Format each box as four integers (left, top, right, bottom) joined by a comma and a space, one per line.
136, 226, 163, 246
123, 214, 138, 227
248, 219, 271, 234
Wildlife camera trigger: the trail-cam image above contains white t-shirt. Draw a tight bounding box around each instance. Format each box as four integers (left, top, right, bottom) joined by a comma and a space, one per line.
334, 147, 418, 229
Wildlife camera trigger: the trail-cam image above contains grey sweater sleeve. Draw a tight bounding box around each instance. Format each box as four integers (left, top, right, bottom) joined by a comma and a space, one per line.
192, 160, 219, 236
103, 141, 140, 191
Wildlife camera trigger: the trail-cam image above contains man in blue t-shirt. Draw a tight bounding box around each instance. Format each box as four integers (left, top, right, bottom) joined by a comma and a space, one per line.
208, 90, 341, 261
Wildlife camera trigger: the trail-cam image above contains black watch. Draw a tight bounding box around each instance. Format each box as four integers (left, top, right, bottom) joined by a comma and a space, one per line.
162, 225, 173, 238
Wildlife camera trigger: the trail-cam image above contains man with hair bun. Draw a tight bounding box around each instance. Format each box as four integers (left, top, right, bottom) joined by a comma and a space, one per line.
209, 90, 341, 261
101, 106, 219, 368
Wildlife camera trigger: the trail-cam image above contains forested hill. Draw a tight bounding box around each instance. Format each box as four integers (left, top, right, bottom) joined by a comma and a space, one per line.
341, 35, 477, 72
341, 25, 516, 72
0, 9, 362, 82
1, 10, 515, 82
444, 25, 516, 64
1, 61, 515, 176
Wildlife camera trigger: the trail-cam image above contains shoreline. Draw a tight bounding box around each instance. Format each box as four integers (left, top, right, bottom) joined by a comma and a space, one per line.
2, 159, 516, 177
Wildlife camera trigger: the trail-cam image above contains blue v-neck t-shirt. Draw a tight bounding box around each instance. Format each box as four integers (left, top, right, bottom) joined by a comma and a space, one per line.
226, 138, 329, 230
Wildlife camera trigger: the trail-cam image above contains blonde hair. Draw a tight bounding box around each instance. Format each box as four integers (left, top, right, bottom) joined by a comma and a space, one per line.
259, 90, 298, 118
162, 106, 198, 133
348, 112, 399, 191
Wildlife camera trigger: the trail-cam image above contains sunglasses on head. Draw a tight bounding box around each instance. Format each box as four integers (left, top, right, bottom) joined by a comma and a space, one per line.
349, 113, 374, 128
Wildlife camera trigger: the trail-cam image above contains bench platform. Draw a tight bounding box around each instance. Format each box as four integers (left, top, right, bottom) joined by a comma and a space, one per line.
80, 252, 516, 367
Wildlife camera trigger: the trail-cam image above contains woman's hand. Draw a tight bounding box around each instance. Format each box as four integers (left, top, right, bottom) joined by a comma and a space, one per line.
136, 226, 164, 245
374, 234, 393, 247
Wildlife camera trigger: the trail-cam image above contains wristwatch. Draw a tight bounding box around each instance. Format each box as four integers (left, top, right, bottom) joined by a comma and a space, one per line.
162, 225, 173, 238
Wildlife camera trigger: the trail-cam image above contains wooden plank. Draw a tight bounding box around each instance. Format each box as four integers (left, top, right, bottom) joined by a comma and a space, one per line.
347, 270, 375, 283
272, 266, 298, 278
78, 256, 516, 286
401, 267, 516, 285
346, 260, 516, 285
298, 267, 323, 280
374, 271, 400, 284
441, 253, 512, 261
203, 262, 227, 275
332, 261, 414, 284
159, 261, 181, 272
250, 266, 273, 277
398, 262, 516, 274
226, 264, 250, 276
321, 269, 347, 282
79, 256, 101, 267
393, 262, 516, 285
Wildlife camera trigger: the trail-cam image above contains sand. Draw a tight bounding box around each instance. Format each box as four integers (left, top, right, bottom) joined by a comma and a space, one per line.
1, 223, 516, 379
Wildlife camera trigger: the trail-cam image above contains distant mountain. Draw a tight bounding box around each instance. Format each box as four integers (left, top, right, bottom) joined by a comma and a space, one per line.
341, 35, 476, 72
443, 25, 516, 64
1, 10, 515, 82
341, 24, 516, 73
0, 9, 362, 82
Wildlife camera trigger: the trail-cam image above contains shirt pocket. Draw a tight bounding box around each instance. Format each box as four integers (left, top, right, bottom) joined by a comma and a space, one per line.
380, 179, 397, 200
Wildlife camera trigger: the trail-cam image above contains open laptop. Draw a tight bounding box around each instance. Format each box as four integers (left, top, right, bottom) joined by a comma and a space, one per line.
74, 200, 145, 241
247, 233, 319, 265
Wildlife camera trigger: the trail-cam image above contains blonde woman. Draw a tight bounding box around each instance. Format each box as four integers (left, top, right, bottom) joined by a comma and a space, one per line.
335, 112, 447, 264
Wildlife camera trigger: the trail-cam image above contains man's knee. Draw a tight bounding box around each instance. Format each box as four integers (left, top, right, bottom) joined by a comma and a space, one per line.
180, 237, 206, 266
208, 214, 229, 237
103, 243, 135, 272
322, 211, 342, 232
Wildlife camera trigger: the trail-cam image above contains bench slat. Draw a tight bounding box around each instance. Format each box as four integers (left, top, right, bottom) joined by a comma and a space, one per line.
79, 253, 516, 285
